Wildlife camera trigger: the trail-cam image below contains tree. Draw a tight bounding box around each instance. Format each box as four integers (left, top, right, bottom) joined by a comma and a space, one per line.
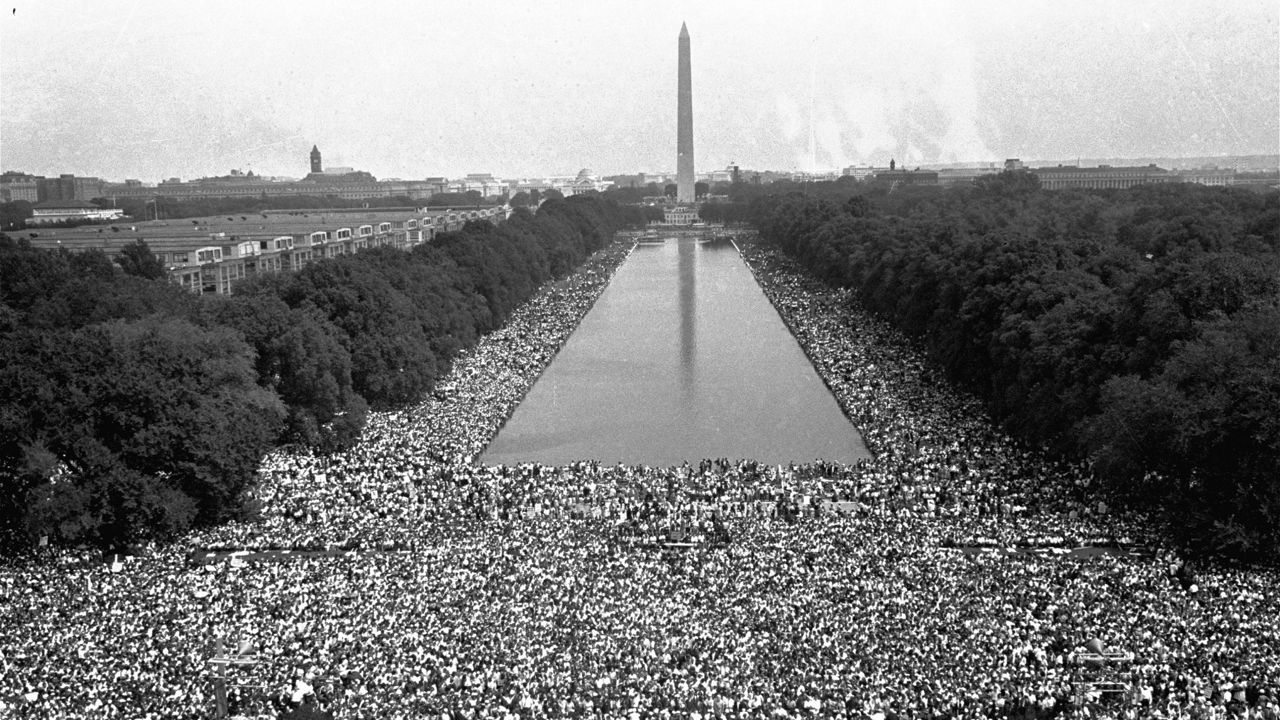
115, 239, 167, 280
974, 170, 1041, 197
695, 181, 709, 198
7, 317, 284, 547
2, 235, 195, 331
844, 195, 871, 218
1, 193, 646, 551
750, 177, 1280, 559
202, 293, 368, 450
268, 256, 441, 408
1, 201, 33, 230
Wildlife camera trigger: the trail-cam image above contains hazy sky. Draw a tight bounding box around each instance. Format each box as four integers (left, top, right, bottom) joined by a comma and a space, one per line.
2, 0, 1277, 181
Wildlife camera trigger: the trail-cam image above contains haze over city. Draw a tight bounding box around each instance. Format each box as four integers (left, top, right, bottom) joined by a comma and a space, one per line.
2, 0, 1278, 180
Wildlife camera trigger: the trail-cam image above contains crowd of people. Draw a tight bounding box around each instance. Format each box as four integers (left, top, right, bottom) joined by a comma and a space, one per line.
1, 238, 1277, 719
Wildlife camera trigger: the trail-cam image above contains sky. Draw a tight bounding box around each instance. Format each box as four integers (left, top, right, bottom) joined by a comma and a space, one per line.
2, 0, 1277, 181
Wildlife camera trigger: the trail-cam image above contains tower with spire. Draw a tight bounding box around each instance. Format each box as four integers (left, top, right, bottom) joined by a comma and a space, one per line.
310, 145, 322, 174
676, 22, 695, 204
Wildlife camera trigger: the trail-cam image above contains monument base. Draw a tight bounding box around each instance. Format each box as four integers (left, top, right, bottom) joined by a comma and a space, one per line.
662, 204, 699, 225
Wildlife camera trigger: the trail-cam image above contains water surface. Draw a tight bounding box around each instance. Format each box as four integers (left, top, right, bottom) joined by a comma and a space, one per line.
482, 239, 871, 466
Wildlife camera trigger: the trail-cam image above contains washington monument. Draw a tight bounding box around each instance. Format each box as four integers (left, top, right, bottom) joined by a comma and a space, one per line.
676, 22, 695, 204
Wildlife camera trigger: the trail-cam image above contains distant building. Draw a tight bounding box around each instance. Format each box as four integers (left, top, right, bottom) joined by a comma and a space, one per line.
841, 165, 879, 181
634, 172, 676, 186
38, 174, 104, 202
697, 164, 742, 185
788, 171, 841, 182
447, 173, 509, 198
1232, 170, 1280, 191
18, 206, 504, 295
662, 205, 698, 225
0, 175, 40, 202
27, 200, 126, 225
935, 165, 1002, 186
1032, 164, 1175, 190
104, 147, 445, 202
310, 167, 360, 179
105, 175, 442, 202
872, 167, 939, 186
560, 168, 614, 196
1176, 167, 1236, 187
508, 169, 614, 199
703, 163, 741, 184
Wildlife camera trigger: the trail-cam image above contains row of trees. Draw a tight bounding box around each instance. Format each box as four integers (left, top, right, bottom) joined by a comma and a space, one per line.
0, 194, 643, 550
750, 175, 1279, 559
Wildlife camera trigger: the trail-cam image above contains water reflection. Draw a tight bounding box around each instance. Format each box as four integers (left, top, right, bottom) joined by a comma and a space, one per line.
481, 238, 871, 466
677, 237, 696, 390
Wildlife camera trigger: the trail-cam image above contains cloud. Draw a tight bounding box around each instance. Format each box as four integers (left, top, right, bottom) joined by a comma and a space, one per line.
3, 0, 1274, 179
762, 9, 994, 170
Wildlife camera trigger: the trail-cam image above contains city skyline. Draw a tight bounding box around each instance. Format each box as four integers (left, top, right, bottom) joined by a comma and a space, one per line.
2, 0, 1277, 181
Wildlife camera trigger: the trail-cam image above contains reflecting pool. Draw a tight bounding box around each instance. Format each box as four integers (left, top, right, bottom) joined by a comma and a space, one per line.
481, 239, 871, 466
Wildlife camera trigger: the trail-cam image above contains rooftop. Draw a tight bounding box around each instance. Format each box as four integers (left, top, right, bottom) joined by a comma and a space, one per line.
33, 199, 102, 209
1033, 164, 1169, 173
17, 207, 493, 254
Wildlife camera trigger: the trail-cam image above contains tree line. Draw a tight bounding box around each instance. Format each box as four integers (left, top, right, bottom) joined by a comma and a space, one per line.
749, 174, 1279, 560
0, 194, 643, 551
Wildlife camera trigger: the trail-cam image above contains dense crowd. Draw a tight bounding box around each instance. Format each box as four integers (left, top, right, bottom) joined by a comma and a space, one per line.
1, 238, 1276, 719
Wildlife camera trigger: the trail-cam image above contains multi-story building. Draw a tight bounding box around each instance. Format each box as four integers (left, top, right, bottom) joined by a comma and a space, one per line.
1176, 167, 1237, 186
789, 171, 842, 182
661, 205, 699, 224
36, 174, 104, 202
447, 174, 509, 198
0, 177, 40, 202
100, 147, 450, 203
17, 205, 504, 295
841, 165, 880, 181
556, 169, 614, 196
872, 168, 939, 186
508, 169, 614, 199
703, 165, 739, 184
935, 165, 1002, 186
103, 174, 446, 202
1031, 164, 1175, 190
27, 200, 126, 225
1233, 171, 1280, 191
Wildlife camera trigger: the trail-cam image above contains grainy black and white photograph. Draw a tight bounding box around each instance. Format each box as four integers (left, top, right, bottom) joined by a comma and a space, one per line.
1, 1, 1279, 718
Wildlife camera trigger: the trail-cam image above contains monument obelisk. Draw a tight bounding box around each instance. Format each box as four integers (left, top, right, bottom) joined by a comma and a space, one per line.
676, 22, 695, 204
